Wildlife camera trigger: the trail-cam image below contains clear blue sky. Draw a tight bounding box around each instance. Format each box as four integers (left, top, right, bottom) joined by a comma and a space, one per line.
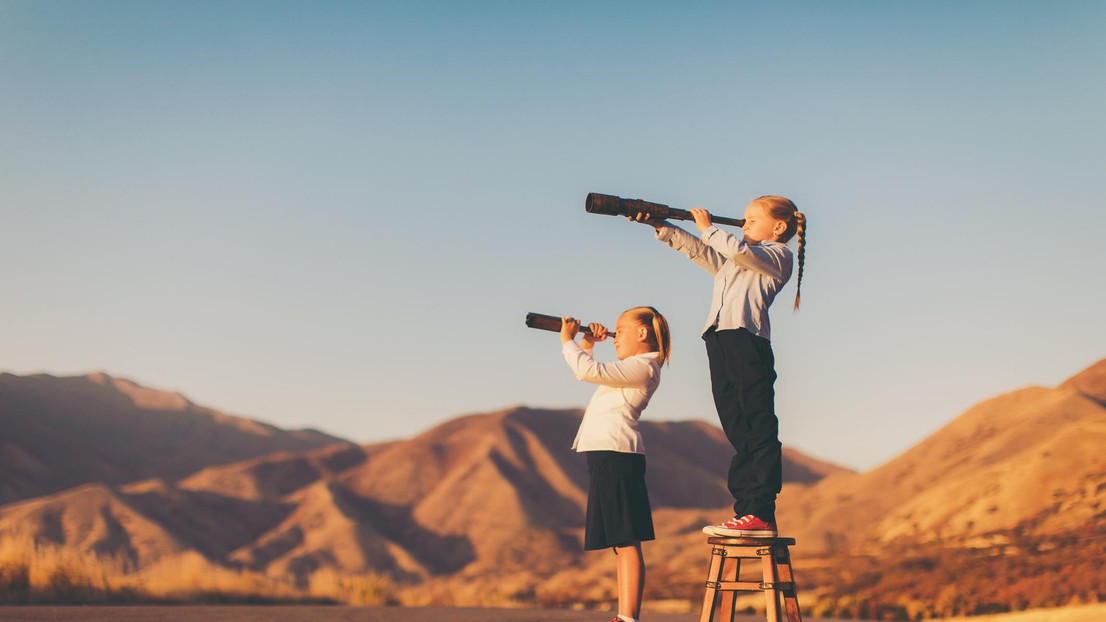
2, 1, 1104, 470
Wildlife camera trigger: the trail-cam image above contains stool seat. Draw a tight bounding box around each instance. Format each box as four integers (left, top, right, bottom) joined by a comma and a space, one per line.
699, 535, 803, 622
707, 536, 796, 546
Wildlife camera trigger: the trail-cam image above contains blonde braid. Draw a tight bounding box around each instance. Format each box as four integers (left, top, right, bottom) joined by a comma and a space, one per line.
755, 196, 807, 312
793, 211, 806, 311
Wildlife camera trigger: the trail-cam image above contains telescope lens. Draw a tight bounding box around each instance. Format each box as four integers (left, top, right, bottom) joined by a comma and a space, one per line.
585, 193, 626, 216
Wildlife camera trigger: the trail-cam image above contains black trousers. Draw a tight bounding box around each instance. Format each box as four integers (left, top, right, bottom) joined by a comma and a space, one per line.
704, 327, 782, 523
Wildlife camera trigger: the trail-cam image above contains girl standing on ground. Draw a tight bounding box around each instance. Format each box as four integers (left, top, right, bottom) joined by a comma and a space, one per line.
631, 197, 806, 538
560, 307, 671, 622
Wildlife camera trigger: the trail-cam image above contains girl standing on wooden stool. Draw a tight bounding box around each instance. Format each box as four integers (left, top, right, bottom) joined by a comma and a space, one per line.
631, 196, 806, 538
559, 307, 671, 622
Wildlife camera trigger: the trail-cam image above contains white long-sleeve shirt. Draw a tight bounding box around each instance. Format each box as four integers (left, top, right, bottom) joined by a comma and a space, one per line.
561, 340, 662, 454
656, 223, 793, 340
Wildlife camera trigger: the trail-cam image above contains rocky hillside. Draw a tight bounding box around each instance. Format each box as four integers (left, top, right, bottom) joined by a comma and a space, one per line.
0, 371, 348, 505
0, 381, 845, 583
775, 358, 1106, 554
6, 360, 1101, 618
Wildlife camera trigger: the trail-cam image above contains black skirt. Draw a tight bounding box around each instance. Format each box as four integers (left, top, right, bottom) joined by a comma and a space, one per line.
584, 451, 655, 550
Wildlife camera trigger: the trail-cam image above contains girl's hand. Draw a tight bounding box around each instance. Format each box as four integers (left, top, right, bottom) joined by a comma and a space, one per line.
581, 323, 609, 348
627, 211, 666, 230
561, 316, 580, 343
690, 208, 713, 233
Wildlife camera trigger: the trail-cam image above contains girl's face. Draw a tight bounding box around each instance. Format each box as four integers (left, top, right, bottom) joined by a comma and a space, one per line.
742, 202, 787, 244
612, 312, 652, 360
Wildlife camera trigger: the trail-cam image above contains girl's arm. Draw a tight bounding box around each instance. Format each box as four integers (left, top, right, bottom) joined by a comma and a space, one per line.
578, 322, 608, 354
629, 212, 726, 275
687, 208, 792, 281
562, 317, 645, 387
655, 223, 728, 275
561, 318, 608, 354
701, 226, 793, 281
562, 340, 655, 388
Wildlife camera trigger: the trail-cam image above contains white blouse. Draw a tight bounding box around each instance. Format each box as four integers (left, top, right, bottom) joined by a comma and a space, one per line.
562, 340, 662, 454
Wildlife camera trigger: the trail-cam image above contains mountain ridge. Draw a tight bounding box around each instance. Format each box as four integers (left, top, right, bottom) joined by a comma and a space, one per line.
0, 371, 350, 505
776, 362, 1106, 554
3, 359, 1103, 616
0, 386, 848, 581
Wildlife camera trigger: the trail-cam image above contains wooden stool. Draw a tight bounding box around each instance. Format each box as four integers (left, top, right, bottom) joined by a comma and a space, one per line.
699, 536, 803, 622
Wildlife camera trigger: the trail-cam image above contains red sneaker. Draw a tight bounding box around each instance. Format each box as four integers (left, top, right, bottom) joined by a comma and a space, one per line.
702, 514, 777, 537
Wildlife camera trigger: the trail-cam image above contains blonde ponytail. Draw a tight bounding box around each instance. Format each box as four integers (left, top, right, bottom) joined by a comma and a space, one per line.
628, 306, 671, 366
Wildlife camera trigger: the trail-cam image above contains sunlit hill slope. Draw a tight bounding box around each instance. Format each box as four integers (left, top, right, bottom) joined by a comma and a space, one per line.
0, 373, 845, 586
777, 358, 1106, 553
2, 360, 1103, 618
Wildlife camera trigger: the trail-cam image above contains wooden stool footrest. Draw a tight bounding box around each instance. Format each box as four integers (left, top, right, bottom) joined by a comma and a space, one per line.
707, 580, 795, 591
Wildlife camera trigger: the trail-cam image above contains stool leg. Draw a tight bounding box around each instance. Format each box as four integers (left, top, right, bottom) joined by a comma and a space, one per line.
775, 546, 803, 622
699, 546, 725, 622
759, 547, 781, 622
718, 554, 739, 622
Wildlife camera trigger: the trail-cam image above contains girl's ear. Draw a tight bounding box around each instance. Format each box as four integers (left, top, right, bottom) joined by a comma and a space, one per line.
637, 325, 649, 342
773, 220, 788, 237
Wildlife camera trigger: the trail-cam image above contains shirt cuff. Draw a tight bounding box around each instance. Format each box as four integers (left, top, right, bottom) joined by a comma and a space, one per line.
701, 226, 720, 242
654, 225, 675, 242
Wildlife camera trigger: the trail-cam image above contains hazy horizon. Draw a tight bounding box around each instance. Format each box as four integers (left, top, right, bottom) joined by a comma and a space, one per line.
3, 1, 1104, 471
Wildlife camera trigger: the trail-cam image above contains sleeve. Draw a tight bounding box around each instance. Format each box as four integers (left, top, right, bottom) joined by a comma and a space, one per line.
655, 223, 727, 275
562, 341, 655, 388
701, 226, 794, 282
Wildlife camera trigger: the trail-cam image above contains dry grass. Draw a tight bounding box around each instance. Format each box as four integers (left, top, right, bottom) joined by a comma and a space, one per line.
0, 530, 133, 603
4, 531, 1103, 618
0, 533, 398, 605
307, 568, 399, 606
128, 551, 305, 603
943, 603, 1106, 622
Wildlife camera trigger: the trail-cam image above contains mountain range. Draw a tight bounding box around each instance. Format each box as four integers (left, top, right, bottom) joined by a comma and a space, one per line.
0, 371, 345, 506
0, 372, 844, 581
778, 357, 1106, 553
1, 359, 1103, 616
